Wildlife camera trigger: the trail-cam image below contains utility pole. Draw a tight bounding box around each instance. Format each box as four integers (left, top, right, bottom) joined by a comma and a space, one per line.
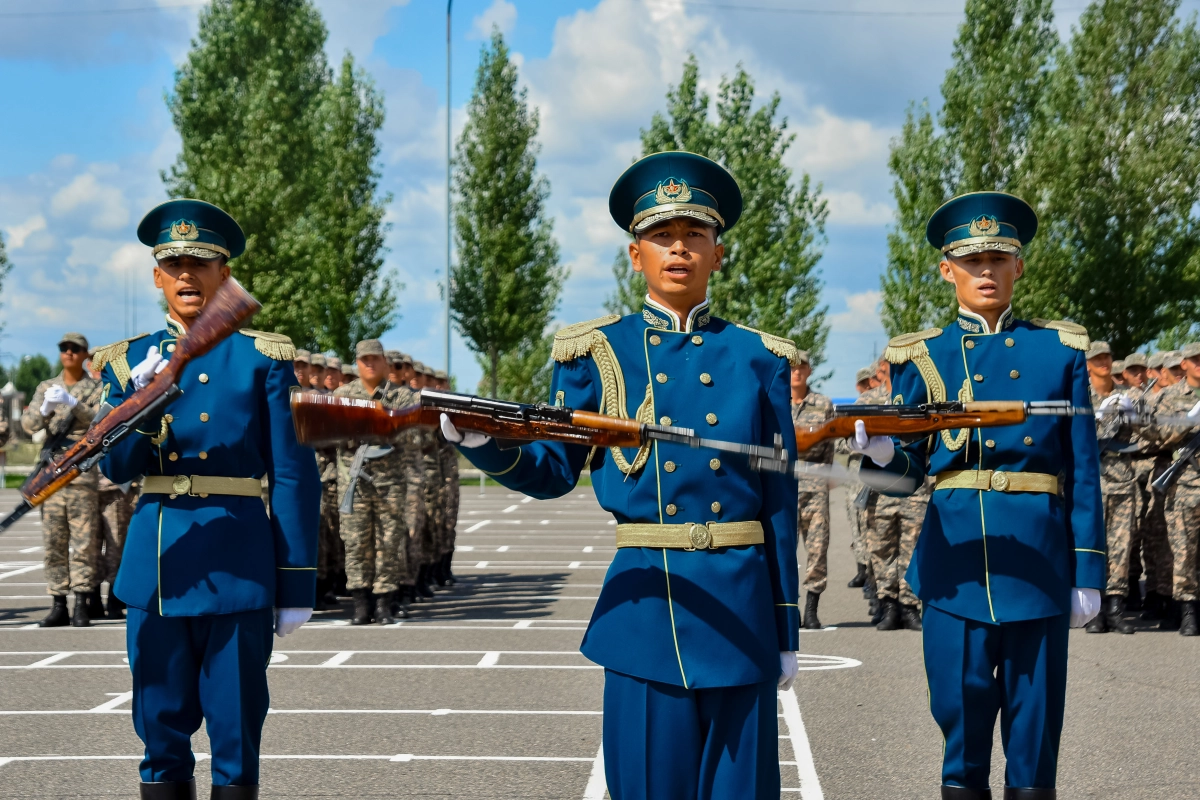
445, 0, 453, 375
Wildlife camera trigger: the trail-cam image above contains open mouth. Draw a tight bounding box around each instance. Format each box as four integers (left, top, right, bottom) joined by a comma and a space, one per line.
177, 286, 203, 301
663, 263, 691, 278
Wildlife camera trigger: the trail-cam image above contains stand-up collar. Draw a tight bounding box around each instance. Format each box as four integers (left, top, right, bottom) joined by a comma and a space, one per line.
642, 296, 712, 333
164, 315, 186, 337
956, 306, 1013, 335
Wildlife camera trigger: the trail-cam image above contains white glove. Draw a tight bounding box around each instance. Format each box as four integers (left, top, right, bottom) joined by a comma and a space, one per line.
1096, 394, 1134, 420
275, 607, 313, 638
1069, 588, 1101, 628
1188, 400, 1200, 419
440, 413, 492, 449
778, 651, 799, 691
40, 385, 78, 416
848, 419, 895, 466
130, 345, 167, 391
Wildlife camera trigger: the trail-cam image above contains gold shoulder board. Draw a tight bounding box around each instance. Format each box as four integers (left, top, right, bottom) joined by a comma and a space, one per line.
552, 315, 621, 363
239, 329, 297, 361
91, 333, 150, 391
884, 328, 943, 365
734, 324, 802, 366
1030, 319, 1090, 351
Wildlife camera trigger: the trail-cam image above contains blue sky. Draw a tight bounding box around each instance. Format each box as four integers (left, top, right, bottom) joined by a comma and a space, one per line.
0, 0, 1110, 397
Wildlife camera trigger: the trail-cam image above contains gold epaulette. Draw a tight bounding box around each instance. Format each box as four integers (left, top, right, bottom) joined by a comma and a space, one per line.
91, 333, 149, 391
1030, 319, 1090, 351
239, 329, 296, 361
734, 324, 802, 366
884, 328, 943, 364
551, 315, 621, 363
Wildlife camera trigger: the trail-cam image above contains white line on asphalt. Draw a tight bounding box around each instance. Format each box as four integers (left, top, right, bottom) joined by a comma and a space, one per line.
320, 651, 356, 667
0, 707, 605, 717
475, 561, 489, 568
568, 562, 581, 568
18, 547, 40, 554
457, 546, 475, 551
0, 754, 599, 767
0, 565, 42, 581
582, 741, 607, 799
582, 546, 593, 553
540, 520, 549, 525
464, 520, 491, 533
779, 688, 823, 800
88, 692, 133, 712
521, 497, 533, 504
26, 653, 72, 668
513, 621, 533, 628
502, 505, 519, 513
496, 546, 509, 552
476, 651, 500, 667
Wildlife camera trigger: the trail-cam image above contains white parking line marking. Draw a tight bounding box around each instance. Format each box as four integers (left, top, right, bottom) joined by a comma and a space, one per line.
0, 706, 604, 717
502, 505, 519, 513
582, 741, 607, 799
0, 753, 598, 767
18, 547, 41, 554
513, 621, 533, 629
476, 652, 500, 667
457, 545, 475, 551
540, 520, 549, 525
320, 652, 355, 667
520, 497, 533, 504
568, 562, 581, 568
0, 565, 42, 581
582, 546, 593, 553
26, 653, 72, 668
475, 561, 489, 568
496, 546, 509, 552
465, 520, 491, 533
780, 688, 823, 800
88, 692, 133, 712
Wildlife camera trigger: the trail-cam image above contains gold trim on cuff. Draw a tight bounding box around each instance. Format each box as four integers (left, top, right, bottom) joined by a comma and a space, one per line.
616, 520, 764, 550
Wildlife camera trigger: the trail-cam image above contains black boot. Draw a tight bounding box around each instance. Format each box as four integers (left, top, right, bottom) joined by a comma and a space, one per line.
900, 603, 923, 631
375, 591, 398, 625
1159, 599, 1182, 631
86, 589, 106, 620
802, 592, 822, 630
313, 578, 331, 611
847, 562, 867, 588
210, 786, 258, 799
1003, 789, 1055, 799
334, 569, 350, 598
876, 598, 901, 631
1179, 600, 1199, 636
390, 588, 412, 619
140, 779, 197, 799
1085, 602, 1108, 633
442, 550, 457, 585
1104, 594, 1135, 634
432, 557, 448, 587
942, 786, 992, 799
106, 592, 126, 620
71, 591, 91, 627
868, 596, 882, 624
1126, 582, 1142, 612
350, 589, 373, 625
1141, 590, 1166, 621
415, 565, 435, 599
38, 595, 69, 627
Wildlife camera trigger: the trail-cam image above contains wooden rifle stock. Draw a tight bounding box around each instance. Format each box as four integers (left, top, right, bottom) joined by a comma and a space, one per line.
795, 401, 1029, 452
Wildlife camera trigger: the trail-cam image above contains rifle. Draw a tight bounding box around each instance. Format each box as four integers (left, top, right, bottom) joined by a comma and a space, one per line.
291, 388, 794, 473
338, 444, 394, 514
1151, 430, 1200, 494
0, 279, 262, 532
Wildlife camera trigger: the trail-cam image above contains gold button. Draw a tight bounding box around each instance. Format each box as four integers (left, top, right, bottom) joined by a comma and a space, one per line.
656, 373, 668, 384
985, 439, 996, 448
169, 494, 177, 500
199, 451, 208, 460
199, 493, 209, 499
1005, 338, 1015, 347
973, 374, 984, 382
198, 373, 209, 384
965, 340, 976, 350
709, 458, 721, 470
664, 461, 676, 473
706, 413, 717, 425
168, 452, 179, 462
650, 335, 662, 346
710, 501, 721, 513
1023, 436, 1034, 446
660, 416, 671, 426
1010, 370, 1020, 379
691, 335, 703, 345
699, 373, 712, 385
163, 414, 174, 423
665, 503, 677, 516
991, 472, 1010, 491
199, 413, 210, 422
166, 343, 176, 353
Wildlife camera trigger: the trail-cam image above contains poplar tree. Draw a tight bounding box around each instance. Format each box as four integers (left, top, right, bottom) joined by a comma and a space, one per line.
452, 31, 565, 398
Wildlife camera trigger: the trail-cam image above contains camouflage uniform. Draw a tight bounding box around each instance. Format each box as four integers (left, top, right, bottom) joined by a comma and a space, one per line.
1090, 384, 1139, 595
1142, 380, 1200, 602
21, 374, 103, 595
97, 476, 137, 587
1135, 453, 1174, 598
791, 391, 834, 594
334, 379, 419, 594
409, 428, 443, 579
0, 412, 9, 448
438, 436, 460, 558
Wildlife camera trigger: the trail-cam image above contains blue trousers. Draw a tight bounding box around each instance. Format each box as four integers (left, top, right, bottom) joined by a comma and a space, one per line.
602, 669, 779, 800
127, 606, 274, 786
923, 605, 1068, 790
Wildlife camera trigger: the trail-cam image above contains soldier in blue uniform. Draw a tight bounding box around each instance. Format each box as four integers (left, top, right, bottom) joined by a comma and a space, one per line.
851, 192, 1104, 800
442, 152, 800, 799
93, 200, 320, 800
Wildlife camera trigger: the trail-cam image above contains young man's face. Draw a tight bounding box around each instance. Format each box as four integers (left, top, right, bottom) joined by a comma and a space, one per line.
856, 379, 871, 394
153, 255, 230, 321
1182, 357, 1200, 386
1124, 365, 1147, 388
58, 342, 86, 372
358, 354, 387, 385
1165, 365, 1184, 383
324, 368, 339, 390
790, 363, 811, 393
294, 363, 309, 386
1087, 354, 1113, 379
939, 250, 1023, 314
629, 218, 723, 307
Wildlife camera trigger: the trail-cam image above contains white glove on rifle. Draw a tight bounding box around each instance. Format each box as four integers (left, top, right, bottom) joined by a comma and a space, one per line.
847, 419, 895, 467
1096, 394, 1134, 420
130, 345, 167, 391
1068, 588, 1101, 628
275, 607, 312, 638
778, 651, 799, 691
440, 413, 492, 449
40, 385, 78, 416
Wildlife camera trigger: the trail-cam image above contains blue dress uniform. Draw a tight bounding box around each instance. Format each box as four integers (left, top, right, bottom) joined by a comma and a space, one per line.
456, 153, 800, 800
862, 193, 1104, 799
93, 201, 320, 799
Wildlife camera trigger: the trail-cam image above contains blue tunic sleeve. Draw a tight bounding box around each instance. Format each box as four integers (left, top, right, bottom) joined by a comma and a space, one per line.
1062, 348, 1105, 590
761, 356, 801, 650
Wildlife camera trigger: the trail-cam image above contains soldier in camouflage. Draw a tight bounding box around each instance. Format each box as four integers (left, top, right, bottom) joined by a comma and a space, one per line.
434, 370, 460, 586
308, 352, 326, 389
97, 475, 137, 619
410, 364, 444, 599
21, 333, 104, 627
334, 340, 420, 624
790, 350, 833, 629
843, 366, 875, 594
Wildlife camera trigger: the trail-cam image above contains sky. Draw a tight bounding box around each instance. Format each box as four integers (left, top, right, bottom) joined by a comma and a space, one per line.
0, 0, 1112, 397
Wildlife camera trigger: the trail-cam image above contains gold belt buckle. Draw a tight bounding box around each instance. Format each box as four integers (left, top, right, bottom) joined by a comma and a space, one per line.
990, 472, 1010, 492
686, 522, 713, 551
170, 475, 192, 498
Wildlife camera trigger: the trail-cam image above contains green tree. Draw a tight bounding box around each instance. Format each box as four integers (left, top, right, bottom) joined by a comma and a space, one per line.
1022, 0, 1200, 355
13, 355, 53, 401
603, 249, 645, 316
625, 56, 830, 363
165, 0, 394, 358
451, 31, 565, 398
0, 232, 10, 340
476, 331, 555, 404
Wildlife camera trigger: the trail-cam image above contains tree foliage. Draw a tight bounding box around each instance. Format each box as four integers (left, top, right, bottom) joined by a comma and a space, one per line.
13, 355, 53, 401
452, 31, 565, 398
476, 331, 556, 404
166, 0, 394, 358
621, 56, 830, 363
603, 249, 646, 317
0, 231, 10, 341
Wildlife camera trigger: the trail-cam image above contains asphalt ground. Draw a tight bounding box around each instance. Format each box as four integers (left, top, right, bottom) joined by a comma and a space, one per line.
1, 484, 1198, 799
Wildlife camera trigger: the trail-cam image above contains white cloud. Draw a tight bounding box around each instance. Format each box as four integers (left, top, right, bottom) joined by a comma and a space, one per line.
318, 0, 409, 62
49, 173, 130, 231
829, 290, 884, 334
824, 191, 894, 226
471, 0, 517, 40
5, 215, 47, 249
791, 107, 895, 176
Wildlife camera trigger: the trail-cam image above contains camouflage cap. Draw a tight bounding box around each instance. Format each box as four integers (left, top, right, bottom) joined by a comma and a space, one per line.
355, 339, 385, 358
1148, 351, 1166, 369
1086, 341, 1111, 359
434, 370, 448, 380
855, 367, 874, 384
1164, 350, 1184, 369
309, 353, 326, 368
1112, 360, 1125, 374
413, 361, 426, 374
326, 356, 342, 370
384, 349, 403, 364
341, 363, 355, 375
1122, 352, 1147, 369
1181, 342, 1200, 360
293, 349, 311, 364
59, 332, 89, 351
